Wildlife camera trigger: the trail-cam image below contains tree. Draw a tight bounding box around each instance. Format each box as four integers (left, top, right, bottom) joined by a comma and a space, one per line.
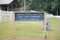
51, 0, 60, 15
19, 0, 60, 15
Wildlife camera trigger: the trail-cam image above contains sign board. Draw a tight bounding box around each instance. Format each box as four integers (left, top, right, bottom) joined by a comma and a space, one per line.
15, 13, 44, 21
14, 12, 47, 39
0, 11, 47, 39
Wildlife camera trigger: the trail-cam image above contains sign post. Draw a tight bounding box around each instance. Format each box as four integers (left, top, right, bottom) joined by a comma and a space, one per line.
0, 6, 2, 23
44, 12, 47, 39
14, 12, 47, 39
13, 12, 16, 40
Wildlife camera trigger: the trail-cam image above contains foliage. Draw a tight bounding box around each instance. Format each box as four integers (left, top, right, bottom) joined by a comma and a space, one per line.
19, 0, 60, 15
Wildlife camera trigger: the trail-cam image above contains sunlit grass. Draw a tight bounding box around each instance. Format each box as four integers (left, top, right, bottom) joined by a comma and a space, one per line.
0, 17, 60, 40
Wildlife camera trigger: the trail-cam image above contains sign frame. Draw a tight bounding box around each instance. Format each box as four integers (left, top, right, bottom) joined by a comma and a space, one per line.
13, 12, 47, 39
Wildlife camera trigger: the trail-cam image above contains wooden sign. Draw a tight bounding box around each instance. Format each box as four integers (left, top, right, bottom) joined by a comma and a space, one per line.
15, 13, 44, 21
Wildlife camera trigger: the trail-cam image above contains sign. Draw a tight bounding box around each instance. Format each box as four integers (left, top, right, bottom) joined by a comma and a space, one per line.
14, 12, 47, 39
15, 13, 44, 21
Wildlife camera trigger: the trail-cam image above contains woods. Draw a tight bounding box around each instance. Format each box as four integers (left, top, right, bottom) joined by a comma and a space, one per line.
19, 0, 60, 15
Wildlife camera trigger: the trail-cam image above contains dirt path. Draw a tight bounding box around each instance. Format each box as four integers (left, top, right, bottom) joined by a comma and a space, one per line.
4, 37, 53, 40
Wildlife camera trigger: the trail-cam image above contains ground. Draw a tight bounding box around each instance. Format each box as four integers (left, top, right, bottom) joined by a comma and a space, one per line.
4, 37, 53, 40
0, 17, 60, 40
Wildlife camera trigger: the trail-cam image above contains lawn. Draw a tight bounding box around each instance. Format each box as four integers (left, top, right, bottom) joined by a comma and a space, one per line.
0, 17, 60, 40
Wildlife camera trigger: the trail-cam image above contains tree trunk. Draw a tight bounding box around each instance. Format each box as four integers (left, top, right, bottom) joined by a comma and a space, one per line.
57, 9, 58, 16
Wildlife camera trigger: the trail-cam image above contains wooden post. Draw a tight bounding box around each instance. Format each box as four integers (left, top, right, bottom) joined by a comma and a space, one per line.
12, 12, 16, 40
0, 6, 2, 23
10, 11, 13, 21
7, 5, 9, 11
44, 12, 47, 39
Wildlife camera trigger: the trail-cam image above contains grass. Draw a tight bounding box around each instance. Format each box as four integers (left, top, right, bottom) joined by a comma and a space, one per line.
15, 21, 43, 37
49, 17, 60, 40
0, 17, 60, 40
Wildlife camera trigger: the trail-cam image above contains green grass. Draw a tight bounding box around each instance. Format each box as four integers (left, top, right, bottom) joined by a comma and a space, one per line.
15, 21, 43, 37
49, 17, 60, 40
0, 17, 60, 40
